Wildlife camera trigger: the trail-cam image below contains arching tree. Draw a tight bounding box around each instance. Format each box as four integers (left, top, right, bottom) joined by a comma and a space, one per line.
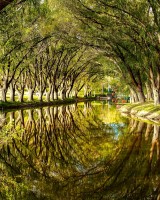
60, 0, 160, 104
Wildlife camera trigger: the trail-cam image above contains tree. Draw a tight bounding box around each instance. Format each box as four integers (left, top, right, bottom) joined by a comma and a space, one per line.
0, 0, 14, 11
60, 0, 160, 104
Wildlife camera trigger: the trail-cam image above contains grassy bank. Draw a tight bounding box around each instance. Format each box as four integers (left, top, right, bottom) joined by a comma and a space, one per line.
0, 97, 96, 112
120, 101, 160, 123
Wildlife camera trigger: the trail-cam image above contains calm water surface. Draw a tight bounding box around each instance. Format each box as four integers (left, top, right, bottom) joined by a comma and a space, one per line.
0, 101, 160, 200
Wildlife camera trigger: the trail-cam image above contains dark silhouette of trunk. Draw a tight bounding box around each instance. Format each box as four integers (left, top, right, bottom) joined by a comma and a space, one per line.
10, 83, 16, 102
55, 89, 58, 100
0, 0, 14, 11
145, 82, 153, 101
1, 80, 8, 102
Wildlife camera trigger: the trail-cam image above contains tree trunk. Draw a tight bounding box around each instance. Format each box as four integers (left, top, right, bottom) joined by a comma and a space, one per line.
153, 87, 160, 105
130, 93, 135, 103
45, 107, 51, 122
149, 67, 160, 105
28, 88, 34, 101
1, 80, 8, 102
18, 90, 24, 102
74, 90, 78, 98
16, 110, 25, 127
15, 83, 25, 102
46, 85, 52, 102
61, 89, 66, 100
145, 124, 153, 141
28, 109, 34, 121
84, 86, 87, 97
1, 88, 7, 102
50, 87, 55, 101
145, 83, 153, 101
10, 83, 15, 102
46, 92, 50, 102
137, 92, 145, 102
130, 88, 139, 103
137, 87, 145, 103
66, 90, 70, 98
88, 91, 92, 97
38, 91, 43, 102
55, 90, 58, 100
0, 0, 14, 11
150, 124, 160, 161
10, 112, 15, 124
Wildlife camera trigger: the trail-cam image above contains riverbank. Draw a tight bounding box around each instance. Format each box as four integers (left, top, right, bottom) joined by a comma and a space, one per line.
120, 102, 160, 123
0, 97, 96, 112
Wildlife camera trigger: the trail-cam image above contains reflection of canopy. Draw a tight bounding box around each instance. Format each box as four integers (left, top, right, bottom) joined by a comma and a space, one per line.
98, 105, 126, 124
108, 123, 124, 139
1, 104, 159, 199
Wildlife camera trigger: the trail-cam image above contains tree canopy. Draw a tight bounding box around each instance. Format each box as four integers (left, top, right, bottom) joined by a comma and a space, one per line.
1, 0, 160, 105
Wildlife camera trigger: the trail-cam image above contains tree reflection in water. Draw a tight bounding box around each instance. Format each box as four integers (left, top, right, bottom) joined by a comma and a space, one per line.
0, 103, 160, 199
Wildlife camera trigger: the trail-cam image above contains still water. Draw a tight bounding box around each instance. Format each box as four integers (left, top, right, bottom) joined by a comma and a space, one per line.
0, 101, 160, 200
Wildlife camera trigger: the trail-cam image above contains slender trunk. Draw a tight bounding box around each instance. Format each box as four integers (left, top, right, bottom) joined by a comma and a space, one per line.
62, 89, 66, 100
136, 121, 145, 134
15, 81, 25, 102
45, 107, 51, 121
1, 80, 8, 102
137, 87, 145, 103
59, 90, 62, 99
149, 67, 160, 105
46, 85, 52, 102
17, 90, 24, 102
145, 83, 153, 101
46, 92, 50, 102
150, 125, 160, 161
38, 91, 43, 102
74, 90, 78, 98
130, 92, 134, 103
55, 89, 58, 100
10, 112, 15, 125
0, 112, 6, 126
130, 88, 139, 102
50, 87, 54, 101
153, 87, 160, 105
130, 120, 139, 133
49, 107, 54, 123
1, 88, 7, 102
145, 124, 153, 141
88, 91, 92, 97
10, 83, 15, 102
84, 86, 87, 97
19, 110, 24, 126
66, 90, 70, 98
28, 109, 34, 121
28, 88, 34, 101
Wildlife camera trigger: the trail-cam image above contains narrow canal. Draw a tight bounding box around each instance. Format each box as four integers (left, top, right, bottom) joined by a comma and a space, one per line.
0, 101, 159, 200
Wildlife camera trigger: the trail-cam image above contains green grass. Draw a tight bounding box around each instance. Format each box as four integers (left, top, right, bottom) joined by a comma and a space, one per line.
121, 102, 154, 111
120, 101, 160, 123
0, 97, 96, 112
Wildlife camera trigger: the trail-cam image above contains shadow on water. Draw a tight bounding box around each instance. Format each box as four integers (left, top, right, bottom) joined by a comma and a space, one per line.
0, 102, 160, 199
